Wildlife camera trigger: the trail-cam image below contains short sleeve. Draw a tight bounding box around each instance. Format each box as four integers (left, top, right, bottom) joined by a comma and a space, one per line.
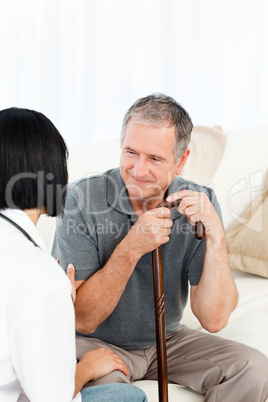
52, 190, 100, 281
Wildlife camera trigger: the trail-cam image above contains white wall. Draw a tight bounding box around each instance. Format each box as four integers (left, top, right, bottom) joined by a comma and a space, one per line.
0, 0, 267, 145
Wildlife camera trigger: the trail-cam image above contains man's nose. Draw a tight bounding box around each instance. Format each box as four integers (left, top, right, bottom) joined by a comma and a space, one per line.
132, 157, 149, 178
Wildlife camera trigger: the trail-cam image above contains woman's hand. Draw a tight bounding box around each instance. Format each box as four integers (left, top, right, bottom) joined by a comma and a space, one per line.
79, 348, 129, 381
74, 348, 129, 397
66, 263, 76, 303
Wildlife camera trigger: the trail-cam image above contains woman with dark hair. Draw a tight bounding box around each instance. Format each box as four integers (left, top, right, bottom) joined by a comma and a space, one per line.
0, 108, 147, 402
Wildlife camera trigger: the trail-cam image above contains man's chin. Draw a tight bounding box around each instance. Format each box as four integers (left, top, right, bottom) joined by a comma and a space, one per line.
127, 190, 163, 205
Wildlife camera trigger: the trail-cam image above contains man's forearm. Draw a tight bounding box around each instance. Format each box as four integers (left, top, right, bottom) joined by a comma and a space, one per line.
74, 236, 140, 334
190, 235, 238, 333
74, 207, 172, 333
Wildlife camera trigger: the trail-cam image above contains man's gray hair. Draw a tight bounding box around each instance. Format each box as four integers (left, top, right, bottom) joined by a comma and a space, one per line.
120, 93, 193, 161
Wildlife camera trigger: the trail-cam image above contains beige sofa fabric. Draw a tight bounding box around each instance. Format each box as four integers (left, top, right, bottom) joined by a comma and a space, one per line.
227, 174, 268, 278
180, 125, 226, 185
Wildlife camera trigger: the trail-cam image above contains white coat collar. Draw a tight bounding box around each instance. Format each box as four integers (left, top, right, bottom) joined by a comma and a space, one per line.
0, 209, 47, 251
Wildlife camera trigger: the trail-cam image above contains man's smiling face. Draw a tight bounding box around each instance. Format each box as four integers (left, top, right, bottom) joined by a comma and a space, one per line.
120, 120, 189, 207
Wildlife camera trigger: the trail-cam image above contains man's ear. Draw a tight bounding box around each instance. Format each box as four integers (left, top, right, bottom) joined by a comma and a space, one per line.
175, 148, 190, 176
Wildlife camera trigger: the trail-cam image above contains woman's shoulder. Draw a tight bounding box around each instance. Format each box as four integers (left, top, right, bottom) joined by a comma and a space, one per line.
1, 233, 71, 302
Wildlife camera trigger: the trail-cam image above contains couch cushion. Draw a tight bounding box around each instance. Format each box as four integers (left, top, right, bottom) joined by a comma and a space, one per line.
180, 125, 226, 185
68, 140, 121, 183
133, 380, 204, 401
182, 269, 268, 358
211, 126, 268, 230
226, 173, 268, 278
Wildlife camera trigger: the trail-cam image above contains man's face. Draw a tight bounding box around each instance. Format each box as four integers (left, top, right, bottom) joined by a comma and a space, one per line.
120, 120, 189, 206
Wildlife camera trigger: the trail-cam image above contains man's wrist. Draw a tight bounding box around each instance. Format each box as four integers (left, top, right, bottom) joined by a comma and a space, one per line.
119, 232, 143, 264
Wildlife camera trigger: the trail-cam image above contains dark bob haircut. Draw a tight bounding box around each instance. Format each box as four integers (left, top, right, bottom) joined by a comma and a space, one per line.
0, 107, 68, 217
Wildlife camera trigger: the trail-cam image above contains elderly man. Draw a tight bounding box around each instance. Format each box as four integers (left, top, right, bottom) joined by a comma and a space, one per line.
53, 94, 268, 402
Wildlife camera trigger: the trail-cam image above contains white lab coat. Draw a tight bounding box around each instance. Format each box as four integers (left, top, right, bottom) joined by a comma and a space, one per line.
0, 209, 81, 402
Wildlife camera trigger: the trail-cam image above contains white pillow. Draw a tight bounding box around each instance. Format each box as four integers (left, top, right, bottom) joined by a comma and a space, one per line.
180, 125, 226, 185
212, 126, 268, 230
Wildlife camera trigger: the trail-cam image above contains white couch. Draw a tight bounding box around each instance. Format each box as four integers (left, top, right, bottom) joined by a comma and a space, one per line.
37, 126, 268, 401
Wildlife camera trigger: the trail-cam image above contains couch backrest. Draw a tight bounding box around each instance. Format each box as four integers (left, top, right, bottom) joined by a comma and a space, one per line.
212, 126, 268, 230
37, 125, 268, 252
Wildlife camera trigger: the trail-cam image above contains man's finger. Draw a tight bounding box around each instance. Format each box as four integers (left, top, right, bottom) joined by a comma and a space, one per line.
149, 207, 171, 218
166, 190, 196, 202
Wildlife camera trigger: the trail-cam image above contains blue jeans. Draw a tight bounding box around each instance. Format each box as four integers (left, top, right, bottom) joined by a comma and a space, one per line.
80, 383, 148, 401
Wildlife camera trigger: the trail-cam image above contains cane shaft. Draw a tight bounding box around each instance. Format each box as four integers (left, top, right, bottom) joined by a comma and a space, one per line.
152, 247, 168, 402
151, 197, 205, 402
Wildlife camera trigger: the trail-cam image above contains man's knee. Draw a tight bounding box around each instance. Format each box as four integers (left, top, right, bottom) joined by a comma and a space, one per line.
242, 346, 268, 383
231, 343, 268, 394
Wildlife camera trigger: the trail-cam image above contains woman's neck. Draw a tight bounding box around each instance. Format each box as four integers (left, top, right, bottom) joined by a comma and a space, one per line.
23, 208, 43, 226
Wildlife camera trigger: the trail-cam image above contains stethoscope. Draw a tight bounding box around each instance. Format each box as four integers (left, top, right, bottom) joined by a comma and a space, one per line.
0, 212, 40, 248
0, 212, 74, 304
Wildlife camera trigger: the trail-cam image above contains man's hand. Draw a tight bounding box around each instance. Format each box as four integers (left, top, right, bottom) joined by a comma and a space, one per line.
128, 207, 173, 258
166, 190, 223, 239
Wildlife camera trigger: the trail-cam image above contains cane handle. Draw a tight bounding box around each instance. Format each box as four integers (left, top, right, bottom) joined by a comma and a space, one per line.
158, 199, 205, 240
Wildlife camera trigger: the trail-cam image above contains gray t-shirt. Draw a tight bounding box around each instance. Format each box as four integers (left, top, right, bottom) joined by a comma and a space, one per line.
52, 168, 222, 349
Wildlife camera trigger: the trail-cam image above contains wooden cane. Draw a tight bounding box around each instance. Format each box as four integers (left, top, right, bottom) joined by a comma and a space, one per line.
152, 200, 205, 402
